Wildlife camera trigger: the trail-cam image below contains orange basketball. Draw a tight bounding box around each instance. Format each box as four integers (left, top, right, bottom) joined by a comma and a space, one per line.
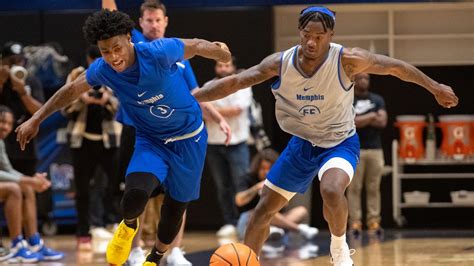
210, 243, 260, 266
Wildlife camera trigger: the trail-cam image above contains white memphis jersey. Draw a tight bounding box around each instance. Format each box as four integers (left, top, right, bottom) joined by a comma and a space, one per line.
271, 43, 355, 148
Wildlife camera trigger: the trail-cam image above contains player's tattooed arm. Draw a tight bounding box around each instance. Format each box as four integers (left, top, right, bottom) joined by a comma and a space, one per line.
182, 39, 231, 63
15, 72, 92, 150
193, 52, 281, 102
342, 47, 458, 108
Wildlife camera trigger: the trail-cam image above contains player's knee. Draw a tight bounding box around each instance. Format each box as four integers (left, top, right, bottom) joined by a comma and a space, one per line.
157, 195, 188, 244
121, 188, 149, 219
320, 183, 344, 203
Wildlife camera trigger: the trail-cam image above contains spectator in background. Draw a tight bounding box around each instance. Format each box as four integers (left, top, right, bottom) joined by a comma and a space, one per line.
0, 41, 44, 196
0, 105, 63, 263
62, 46, 121, 250
347, 73, 387, 237
204, 57, 252, 238
235, 149, 319, 241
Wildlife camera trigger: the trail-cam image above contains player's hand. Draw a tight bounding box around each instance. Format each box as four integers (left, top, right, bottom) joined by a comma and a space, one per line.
213, 41, 231, 63
213, 41, 229, 52
433, 84, 458, 108
15, 117, 40, 151
219, 120, 232, 146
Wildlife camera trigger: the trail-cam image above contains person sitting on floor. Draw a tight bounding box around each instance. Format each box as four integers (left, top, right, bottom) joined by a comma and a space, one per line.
235, 148, 319, 241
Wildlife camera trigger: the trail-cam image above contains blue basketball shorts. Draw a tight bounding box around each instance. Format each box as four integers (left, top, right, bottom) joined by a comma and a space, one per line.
126, 128, 208, 202
266, 133, 360, 200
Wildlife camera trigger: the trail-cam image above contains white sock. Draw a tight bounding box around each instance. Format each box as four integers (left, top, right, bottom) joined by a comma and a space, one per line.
331, 233, 346, 249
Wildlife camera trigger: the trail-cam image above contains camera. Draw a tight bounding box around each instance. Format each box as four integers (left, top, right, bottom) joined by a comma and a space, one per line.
10, 65, 28, 81
88, 90, 103, 99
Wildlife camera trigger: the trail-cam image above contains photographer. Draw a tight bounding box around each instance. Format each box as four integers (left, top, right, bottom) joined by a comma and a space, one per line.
0, 41, 44, 186
63, 45, 121, 250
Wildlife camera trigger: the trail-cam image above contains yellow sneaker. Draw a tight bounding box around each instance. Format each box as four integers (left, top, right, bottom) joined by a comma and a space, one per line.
143, 261, 157, 266
106, 219, 139, 265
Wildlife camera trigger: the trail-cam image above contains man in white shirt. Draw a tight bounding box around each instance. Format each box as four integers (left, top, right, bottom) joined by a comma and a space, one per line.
204, 57, 253, 237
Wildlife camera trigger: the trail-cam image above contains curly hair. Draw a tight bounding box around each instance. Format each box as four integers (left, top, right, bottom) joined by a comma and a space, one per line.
83, 9, 135, 44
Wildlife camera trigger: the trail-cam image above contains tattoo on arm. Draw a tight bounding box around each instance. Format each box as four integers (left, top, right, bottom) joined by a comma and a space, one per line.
34, 73, 91, 122
343, 47, 439, 93
193, 52, 281, 102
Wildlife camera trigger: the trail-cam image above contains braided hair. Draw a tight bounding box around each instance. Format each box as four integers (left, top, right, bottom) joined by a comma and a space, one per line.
298, 7, 336, 32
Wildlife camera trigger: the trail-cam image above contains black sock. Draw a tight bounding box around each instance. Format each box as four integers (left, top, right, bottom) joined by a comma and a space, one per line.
124, 219, 137, 229
146, 246, 165, 263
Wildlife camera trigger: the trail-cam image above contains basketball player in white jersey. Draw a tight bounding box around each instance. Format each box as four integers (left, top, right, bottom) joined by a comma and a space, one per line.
194, 6, 458, 266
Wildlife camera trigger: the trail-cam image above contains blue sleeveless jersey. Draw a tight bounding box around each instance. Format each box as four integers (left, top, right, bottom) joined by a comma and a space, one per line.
86, 38, 202, 140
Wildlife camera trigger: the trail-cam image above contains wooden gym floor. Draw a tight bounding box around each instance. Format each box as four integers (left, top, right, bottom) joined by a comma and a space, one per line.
2, 229, 472, 265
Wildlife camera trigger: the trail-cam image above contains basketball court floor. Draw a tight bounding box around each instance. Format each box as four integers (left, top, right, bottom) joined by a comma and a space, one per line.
15, 229, 473, 265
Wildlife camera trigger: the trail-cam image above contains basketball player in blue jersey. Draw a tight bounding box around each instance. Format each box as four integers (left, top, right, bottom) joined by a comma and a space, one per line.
103, 0, 231, 134
194, 6, 458, 266
15, 9, 231, 266
102, 1, 231, 265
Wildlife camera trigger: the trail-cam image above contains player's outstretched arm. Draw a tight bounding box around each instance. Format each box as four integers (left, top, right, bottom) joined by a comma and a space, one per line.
342, 47, 458, 108
181, 39, 231, 63
15, 72, 92, 150
193, 52, 280, 102
102, 0, 118, 11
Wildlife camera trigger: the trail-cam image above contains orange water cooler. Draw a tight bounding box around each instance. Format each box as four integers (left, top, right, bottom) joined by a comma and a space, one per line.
438, 115, 471, 160
395, 115, 426, 160
470, 115, 474, 156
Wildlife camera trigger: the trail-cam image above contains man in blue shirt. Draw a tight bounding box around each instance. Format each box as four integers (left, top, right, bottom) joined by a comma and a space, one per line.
102, 1, 231, 265
16, 9, 231, 266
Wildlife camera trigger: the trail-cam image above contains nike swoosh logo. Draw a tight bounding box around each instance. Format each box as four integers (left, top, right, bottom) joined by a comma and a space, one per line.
303, 87, 313, 92
138, 91, 147, 97
195, 136, 201, 142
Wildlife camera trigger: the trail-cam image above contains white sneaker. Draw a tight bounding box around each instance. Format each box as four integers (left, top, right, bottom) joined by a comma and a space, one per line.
216, 224, 237, 237
261, 244, 284, 259
330, 243, 355, 266
166, 247, 192, 266
298, 243, 319, 260
298, 224, 319, 240
90, 227, 113, 239
267, 226, 285, 241
127, 247, 146, 266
